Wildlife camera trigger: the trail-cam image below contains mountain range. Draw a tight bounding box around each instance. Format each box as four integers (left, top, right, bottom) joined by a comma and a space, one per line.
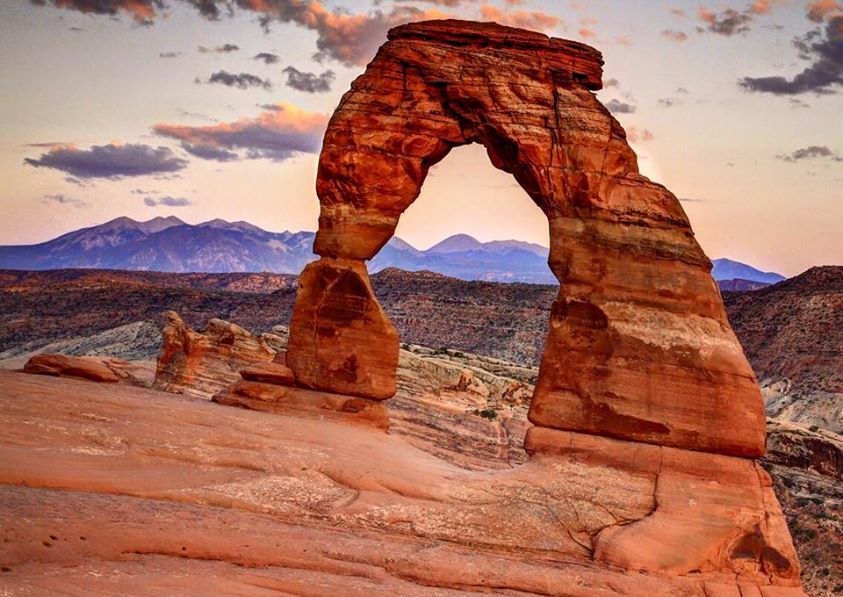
0, 216, 784, 285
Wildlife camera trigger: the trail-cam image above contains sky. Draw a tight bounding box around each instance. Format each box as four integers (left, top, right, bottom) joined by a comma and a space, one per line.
1, 0, 841, 276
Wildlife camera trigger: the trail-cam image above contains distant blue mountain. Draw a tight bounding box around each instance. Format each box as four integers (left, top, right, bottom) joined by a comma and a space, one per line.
711, 258, 785, 285
0, 216, 785, 286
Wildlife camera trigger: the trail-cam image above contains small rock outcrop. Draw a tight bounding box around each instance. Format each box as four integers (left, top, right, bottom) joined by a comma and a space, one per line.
154, 311, 281, 399
23, 353, 149, 385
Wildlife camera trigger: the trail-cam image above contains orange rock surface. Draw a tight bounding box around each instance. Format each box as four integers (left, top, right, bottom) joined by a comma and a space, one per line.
154, 311, 279, 398
288, 258, 399, 399
23, 353, 149, 385
0, 371, 804, 596
286, 19, 765, 457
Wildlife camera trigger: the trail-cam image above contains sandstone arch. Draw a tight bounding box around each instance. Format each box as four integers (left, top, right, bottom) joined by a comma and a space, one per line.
287, 19, 766, 458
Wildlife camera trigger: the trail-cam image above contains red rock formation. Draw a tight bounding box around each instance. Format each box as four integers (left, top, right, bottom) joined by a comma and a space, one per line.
0, 370, 805, 596
23, 353, 149, 385
286, 19, 765, 458
288, 258, 398, 399
154, 311, 279, 399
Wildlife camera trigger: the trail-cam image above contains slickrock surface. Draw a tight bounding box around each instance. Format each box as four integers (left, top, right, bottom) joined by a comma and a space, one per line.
288, 19, 765, 457
22, 353, 151, 386
153, 311, 283, 399
0, 371, 805, 596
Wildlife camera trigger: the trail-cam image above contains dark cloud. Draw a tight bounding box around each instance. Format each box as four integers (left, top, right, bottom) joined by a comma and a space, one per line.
25, 143, 187, 179
604, 77, 620, 88
282, 66, 335, 93
254, 52, 280, 64
697, 1, 774, 36
739, 15, 843, 95
181, 142, 239, 161
676, 87, 690, 94
658, 98, 681, 108
198, 43, 239, 53
153, 102, 328, 162
30, 0, 454, 66
661, 29, 688, 42
776, 145, 843, 162
29, 0, 163, 24
143, 195, 192, 207
159, 51, 181, 58
41, 193, 88, 208
205, 70, 272, 90
604, 99, 636, 114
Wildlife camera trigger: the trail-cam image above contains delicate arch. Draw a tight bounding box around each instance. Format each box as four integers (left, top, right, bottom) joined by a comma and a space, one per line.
287, 19, 766, 458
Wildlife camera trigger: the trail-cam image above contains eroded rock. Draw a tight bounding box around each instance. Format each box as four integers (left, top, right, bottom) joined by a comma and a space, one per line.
287, 258, 399, 400
153, 311, 279, 399
285, 19, 765, 457
23, 353, 150, 386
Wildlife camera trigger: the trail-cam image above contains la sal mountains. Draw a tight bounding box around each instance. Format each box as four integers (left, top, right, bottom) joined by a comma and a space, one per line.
0, 216, 785, 286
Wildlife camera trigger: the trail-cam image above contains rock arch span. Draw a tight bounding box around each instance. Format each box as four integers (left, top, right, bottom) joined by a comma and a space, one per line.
287, 19, 765, 459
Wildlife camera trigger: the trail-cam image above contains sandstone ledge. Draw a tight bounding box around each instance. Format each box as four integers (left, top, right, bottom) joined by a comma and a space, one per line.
0, 371, 804, 596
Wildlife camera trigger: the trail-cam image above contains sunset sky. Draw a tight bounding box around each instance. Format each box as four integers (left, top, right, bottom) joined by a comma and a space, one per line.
1, 0, 841, 276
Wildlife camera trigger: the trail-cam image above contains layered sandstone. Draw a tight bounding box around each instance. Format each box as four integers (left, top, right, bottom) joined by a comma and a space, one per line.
287, 259, 398, 399
0, 371, 805, 596
153, 311, 282, 399
286, 19, 765, 457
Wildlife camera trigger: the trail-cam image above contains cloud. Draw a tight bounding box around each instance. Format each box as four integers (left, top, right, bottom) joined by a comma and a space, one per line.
41, 193, 88, 208
604, 78, 620, 88
29, 0, 162, 24
159, 51, 181, 58
697, 1, 777, 36
205, 70, 272, 90
282, 66, 335, 93
198, 43, 239, 53
661, 29, 688, 42
776, 145, 842, 162
153, 102, 328, 162
254, 52, 280, 64
657, 98, 681, 108
31, 0, 455, 66
25, 143, 187, 179
180, 143, 239, 161
605, 99, 636, 114
807, 0, 841, 23
143, 195, 192, 207
626, 127, 655, 143
739, 14, 843, 95
479, 5, 561, 31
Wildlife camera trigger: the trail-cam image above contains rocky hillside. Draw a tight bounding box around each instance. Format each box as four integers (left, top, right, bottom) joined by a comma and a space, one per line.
2, 266, 840, 432
723, 266, 843, 433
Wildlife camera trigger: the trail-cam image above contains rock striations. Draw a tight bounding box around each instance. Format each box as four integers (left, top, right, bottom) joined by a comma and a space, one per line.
287, 19, 765, 458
